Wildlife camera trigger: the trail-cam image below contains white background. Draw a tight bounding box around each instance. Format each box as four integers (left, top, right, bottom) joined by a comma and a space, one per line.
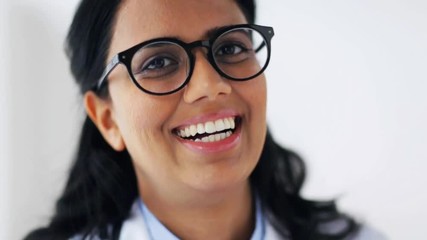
1, 0, 426, 239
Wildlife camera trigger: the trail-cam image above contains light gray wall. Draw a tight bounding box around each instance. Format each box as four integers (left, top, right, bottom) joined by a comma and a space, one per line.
1, 1, 81, 240
1, 1, 11, 239
259, 1, 427, 239
1, 0, 426, 239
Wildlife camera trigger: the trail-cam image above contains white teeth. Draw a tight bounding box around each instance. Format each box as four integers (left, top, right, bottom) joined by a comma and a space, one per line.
190, 125, 197, 136
197, 123, 205, 134
214, 119, 225, 132
176, 117, 238, 138
205, 121, 216, 134
230, 117, 235, 129
214, 133, 221, 141
224, 118, 231, 129
191, 131, 232, 143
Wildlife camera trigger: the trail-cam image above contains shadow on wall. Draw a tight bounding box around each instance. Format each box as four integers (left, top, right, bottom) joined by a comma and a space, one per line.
8, 3, 81, 240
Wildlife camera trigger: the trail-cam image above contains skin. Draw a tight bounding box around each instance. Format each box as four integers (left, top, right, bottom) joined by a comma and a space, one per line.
84, 0, 267, 239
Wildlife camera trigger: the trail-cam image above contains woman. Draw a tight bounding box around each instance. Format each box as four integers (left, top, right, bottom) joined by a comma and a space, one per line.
25, 0, 383, 239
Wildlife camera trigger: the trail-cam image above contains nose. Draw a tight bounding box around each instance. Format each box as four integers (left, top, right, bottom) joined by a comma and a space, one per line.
183, 51, 232, 103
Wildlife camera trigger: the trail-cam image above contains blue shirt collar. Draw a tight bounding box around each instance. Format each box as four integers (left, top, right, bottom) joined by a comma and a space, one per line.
138, 197, 265, 240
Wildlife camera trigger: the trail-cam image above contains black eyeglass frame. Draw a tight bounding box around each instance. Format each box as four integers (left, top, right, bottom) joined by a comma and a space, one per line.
94, 24, 274, 95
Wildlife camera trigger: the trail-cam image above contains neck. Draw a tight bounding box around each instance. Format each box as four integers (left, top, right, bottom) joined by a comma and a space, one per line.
139, 181, 255, 240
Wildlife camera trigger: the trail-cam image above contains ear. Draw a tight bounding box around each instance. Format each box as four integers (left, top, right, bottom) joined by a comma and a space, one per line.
84, 91, 126, 151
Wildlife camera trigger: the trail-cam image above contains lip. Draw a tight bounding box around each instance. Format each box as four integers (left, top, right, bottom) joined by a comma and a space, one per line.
176, 123, 241, 153
171, 109, 242, 153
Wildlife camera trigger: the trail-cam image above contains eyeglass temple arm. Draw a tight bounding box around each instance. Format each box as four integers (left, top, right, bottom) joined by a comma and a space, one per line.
95, 55, 120, 91
255, 41, 266, 53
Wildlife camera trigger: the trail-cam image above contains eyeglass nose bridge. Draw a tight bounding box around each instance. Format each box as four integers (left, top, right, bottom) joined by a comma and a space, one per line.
188, 40, 211, 50
187, 40, 214, 60
185, 39, 220, 76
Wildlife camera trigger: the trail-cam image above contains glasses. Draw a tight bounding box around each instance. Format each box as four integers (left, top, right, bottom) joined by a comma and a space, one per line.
95, 24, 274, 95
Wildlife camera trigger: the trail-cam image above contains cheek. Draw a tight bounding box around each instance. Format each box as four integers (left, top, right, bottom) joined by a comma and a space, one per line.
243, 76, 267, 151
254, 78, 267, 112
239, 76, 267, 120
233, 76, 267, 145
111, 87, 179, 154
251, 77, 267, 136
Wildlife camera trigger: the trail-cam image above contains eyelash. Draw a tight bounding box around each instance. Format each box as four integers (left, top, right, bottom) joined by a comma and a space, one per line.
143, 57, 175, 71
215, 42, 248, 56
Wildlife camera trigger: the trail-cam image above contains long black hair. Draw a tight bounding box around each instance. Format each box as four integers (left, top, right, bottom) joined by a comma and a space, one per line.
25, 0, 359, 239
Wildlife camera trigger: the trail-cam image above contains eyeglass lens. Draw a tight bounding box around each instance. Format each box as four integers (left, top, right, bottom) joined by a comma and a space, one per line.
130, 27, 268, 94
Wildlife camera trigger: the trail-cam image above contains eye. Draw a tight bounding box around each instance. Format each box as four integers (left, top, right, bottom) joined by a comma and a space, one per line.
216, 43, 245, 56
142, 57, 176, 71
214, 42, 251, 64
133, 54, 180, 80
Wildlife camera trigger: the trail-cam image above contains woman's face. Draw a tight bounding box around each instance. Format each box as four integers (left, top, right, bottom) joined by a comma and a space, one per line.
104, 0, 267, 195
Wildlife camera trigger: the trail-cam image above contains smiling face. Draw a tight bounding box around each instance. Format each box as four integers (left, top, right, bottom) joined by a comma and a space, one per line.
86, 0, 267, 200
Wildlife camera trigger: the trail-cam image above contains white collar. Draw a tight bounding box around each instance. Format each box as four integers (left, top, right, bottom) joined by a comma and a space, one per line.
119, 200, 283, 240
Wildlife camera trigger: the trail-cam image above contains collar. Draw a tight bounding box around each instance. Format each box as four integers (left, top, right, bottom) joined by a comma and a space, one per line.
119, 199, 282, 240
137, 196, 265, 240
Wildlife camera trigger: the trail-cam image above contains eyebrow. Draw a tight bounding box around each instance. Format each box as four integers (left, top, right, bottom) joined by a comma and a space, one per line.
205, 26, 224, 38
167, 25, 235, 41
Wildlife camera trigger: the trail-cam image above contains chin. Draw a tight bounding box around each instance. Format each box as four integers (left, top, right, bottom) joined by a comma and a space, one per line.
183, 161, 254, 195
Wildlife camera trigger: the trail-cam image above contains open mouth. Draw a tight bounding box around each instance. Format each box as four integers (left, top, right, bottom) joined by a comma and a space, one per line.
173, 116, 242, 143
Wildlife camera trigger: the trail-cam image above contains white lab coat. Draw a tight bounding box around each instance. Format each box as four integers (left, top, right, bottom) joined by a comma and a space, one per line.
119, 201, 283, 240
117, 201, 386, 240
72, 201, 386, 240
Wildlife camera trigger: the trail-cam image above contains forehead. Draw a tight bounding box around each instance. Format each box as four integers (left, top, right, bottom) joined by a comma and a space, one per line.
109, 0, 246, 57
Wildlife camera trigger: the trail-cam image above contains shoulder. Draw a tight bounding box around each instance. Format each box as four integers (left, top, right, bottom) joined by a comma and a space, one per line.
348, 225, 388, 240
118, 200, 150, 240
70, 201, 149, 240
264, 215, 387, 240
69, 233, 102, 240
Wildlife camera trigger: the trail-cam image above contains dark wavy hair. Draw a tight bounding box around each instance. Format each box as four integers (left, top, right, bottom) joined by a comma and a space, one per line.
25, 0, 359, 239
